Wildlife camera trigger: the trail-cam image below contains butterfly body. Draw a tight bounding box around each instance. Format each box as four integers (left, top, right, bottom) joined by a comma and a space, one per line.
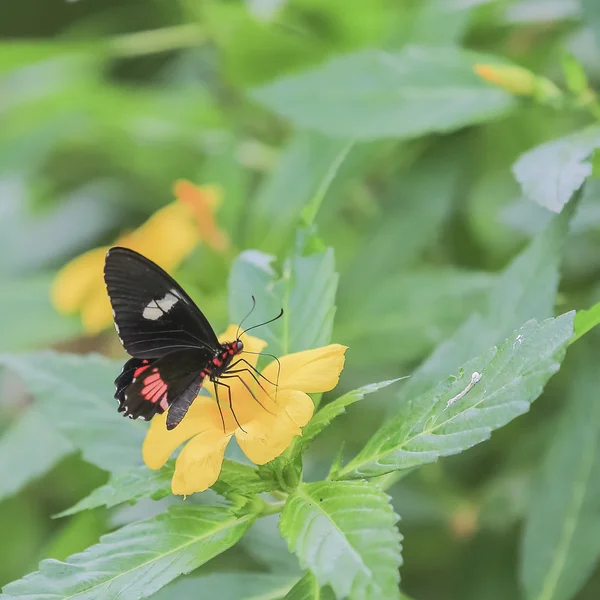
104, 247, 246, 430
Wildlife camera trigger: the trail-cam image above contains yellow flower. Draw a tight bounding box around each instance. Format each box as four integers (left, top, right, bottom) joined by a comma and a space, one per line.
51, 181, 227, 334
143, 325, 348, 496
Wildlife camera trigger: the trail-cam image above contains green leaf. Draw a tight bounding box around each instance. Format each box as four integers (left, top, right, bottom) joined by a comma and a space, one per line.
582, 0, 600, 48
251, 46, 514, 140
284, 572, 335, 600
153, 572, 297, 600
337, 314, 574, 479
229, 247, 338, 357
55, 463, 174, 518
560, 52, 588, 95
293, 379, 403, 459
0, 408, 73, 502
247, 132, 354, 252
280, 481, 402, 600
393, 195, 574, 406
520, 344, 600, 600
572, 303, 600, 343
513, 125, 600, 212
0, 352, 146, 473
0, 506, 255, 600
58, 459, 276, 517
0, 274, 82, 351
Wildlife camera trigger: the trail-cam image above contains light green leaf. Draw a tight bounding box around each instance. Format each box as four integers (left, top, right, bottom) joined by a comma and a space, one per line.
560, 52, 588, 95
247, 132, 354, 252
58, 459, 276, 517
293, 379, 403, 459
520, 343, 600, 600
0, 352, 145, 473
0, 274, 82, 351
0, 506, 255, 600
0, 407, 73, 502
152, 572, 297, 600
513, 125, 600, 212
251, 46, 514, 140
572, 303, 600, 343
280, 481, 402, 600
337, 314, 574, 479
394, 194, 574, 406
229, 248, 337, 357
284, 572, 335, 600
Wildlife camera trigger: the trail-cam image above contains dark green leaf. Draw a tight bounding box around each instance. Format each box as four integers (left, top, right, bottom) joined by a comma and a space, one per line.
338, 314, 574, 479
251, 46, 514, 140
1, 506, 255, 600
513, 125, 600, 212
280, 481, 402, 600
284, 572, 335, 600
521, 344, 600, 600
0, 408, 73, 502
0, 352, 145, 473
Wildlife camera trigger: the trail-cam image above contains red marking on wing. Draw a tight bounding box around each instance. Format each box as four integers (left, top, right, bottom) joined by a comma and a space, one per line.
213, 357, 222, 367
144, 372, 162, 384
133, 364, 151, 378
141, 372, 168, 403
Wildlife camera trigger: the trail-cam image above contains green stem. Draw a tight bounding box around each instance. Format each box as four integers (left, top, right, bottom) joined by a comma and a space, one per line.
107, 24, 206, 58
260, 499, 286, 516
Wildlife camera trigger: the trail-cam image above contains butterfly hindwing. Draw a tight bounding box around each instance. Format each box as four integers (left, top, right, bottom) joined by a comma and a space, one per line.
118, 348, 213, 424
104, 247, 220, 359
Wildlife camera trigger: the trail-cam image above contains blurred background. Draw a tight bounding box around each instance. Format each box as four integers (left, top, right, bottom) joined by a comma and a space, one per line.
2, 0, 600, 598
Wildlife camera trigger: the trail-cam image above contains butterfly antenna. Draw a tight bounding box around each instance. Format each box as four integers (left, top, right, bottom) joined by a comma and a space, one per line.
236, 295, 256, 340
240, 308, 284, 337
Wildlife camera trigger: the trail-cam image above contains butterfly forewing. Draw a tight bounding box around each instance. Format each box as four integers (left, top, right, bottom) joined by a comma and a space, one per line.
104, 247, 219, 359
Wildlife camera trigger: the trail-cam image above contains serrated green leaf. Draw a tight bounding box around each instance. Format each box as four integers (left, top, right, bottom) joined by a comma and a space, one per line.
0, 505, 255, 600
152, 572, 297, 600
0, 351, 145, 473
393, 195, 574, 407
251, 46, 514, 140
229, 247, 337, 357
284, 572, 335, 600
520, 344, 600, 600
280, 481, 402, 600
0, 407, 73, 502
513, 125, 600, 212
293, 379, 403, 460
58, 459, 276, 518
338, 314, 574, 479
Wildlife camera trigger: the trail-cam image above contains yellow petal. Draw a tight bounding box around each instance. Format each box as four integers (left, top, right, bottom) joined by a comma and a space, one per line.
51, 246, 108, 314
80, 288, 114, 334
263, 344, 348, 394
234, 390, 313, 464
171, 428, 232, 495
120, 201, 200, 272
143, 396, 226, 470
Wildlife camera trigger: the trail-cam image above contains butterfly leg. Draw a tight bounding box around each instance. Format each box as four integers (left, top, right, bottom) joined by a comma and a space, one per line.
212, 378, 246, 433
219, 372, 276, 415
228, 358, 279, 386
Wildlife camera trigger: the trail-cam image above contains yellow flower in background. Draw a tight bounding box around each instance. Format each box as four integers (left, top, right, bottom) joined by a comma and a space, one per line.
51, 181, 228, 334
143, 325, 348, 496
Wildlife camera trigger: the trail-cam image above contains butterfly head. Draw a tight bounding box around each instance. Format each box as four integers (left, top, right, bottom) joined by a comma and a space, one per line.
235, 340, 244, 354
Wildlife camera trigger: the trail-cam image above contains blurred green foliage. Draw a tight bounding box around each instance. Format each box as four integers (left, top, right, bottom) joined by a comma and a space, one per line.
3, 0, 600, 599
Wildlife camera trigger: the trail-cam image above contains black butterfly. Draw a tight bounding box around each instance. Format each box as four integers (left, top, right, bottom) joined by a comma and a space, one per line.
104, 247, 281, 430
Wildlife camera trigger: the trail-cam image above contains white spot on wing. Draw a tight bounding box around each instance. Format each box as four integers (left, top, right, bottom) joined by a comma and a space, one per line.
143, 291, 178, 320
